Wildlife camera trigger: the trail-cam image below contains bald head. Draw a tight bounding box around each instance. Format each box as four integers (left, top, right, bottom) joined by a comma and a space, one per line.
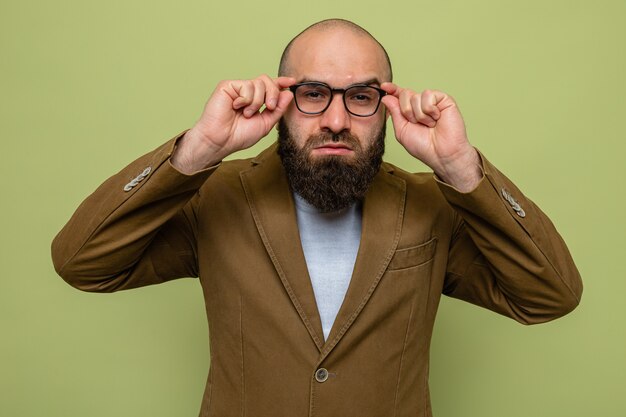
278, 19, 393, 82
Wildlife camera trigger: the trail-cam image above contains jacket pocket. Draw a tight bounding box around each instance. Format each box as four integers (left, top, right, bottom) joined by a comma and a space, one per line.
387, 237, 438, 271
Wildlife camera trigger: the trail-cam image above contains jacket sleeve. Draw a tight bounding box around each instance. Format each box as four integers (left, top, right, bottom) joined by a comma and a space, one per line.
439, 151, 583, 324
51, 132, 219, 292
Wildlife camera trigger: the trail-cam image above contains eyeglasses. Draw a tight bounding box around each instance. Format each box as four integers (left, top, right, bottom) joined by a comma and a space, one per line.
288, 82, 387, 117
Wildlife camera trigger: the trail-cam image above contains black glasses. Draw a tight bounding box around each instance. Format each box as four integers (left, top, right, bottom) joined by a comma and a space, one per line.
289, 82, 387, 117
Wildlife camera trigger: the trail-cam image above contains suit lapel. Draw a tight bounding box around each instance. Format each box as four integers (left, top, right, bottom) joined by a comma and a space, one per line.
321, 166, 406, 357
240, 146, 407, 356
240, 144, 325, 351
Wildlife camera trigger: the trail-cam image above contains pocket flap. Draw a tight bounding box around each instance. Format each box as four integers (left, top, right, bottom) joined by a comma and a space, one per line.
387, 237, 438, 271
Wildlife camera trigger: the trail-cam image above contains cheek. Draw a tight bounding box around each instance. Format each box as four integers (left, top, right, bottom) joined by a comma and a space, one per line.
283, 99, 298, 118
283, 113, 318, 144
281, 116, 307, 148
354, 117, 385, 147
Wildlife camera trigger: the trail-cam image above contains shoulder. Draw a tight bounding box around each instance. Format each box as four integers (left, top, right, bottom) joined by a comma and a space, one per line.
380, 160, 438, 190
380, 160, 453, 213
199, 143, 282, 192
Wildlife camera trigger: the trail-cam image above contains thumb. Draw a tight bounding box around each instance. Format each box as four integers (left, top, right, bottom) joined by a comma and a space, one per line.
260, 90, 294, 130
381, 95, 406, 129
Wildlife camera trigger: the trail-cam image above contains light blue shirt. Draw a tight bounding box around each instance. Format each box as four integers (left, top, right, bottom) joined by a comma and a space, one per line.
294, 194, 362, 341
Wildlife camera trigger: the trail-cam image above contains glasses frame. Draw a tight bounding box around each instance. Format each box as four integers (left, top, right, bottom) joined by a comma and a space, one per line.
288, 82, 387, 117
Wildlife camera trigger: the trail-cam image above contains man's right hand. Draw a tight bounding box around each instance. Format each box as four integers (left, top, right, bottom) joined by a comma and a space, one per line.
171, 75, 295, 174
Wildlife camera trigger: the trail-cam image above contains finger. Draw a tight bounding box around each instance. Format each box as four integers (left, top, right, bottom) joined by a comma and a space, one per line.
381, 94, 404, 123
410, 94, 437, 128
243, 79, 266, 118
260, 90, 294, 130
380, 82, 400, 96
232, 80, 254, 110
382, 94, 415, 140
269, 76, 296, 110
275, 76, 296, 89
421, 89, 442, 121
399, 90, 418, 124
259, 74, 280, 111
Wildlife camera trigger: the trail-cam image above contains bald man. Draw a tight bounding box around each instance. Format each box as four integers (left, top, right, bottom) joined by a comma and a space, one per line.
52, 19, 582, 417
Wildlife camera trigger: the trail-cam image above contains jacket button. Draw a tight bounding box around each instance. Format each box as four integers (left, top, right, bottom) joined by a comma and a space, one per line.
315, 368, 329, 383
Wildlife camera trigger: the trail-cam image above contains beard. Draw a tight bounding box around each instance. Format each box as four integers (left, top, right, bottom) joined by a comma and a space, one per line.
277, 118, 385, 213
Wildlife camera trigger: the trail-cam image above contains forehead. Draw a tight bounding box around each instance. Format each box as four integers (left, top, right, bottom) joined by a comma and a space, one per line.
285, 28, 389, 86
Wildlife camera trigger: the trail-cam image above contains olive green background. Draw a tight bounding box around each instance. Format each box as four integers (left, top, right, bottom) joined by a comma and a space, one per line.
2, 0, 624, 416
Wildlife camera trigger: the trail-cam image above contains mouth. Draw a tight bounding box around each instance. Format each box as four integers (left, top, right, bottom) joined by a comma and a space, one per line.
310, 142, 354, 156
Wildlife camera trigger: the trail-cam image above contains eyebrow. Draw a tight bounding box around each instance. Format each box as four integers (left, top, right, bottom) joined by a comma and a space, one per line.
298, 77, 382, 88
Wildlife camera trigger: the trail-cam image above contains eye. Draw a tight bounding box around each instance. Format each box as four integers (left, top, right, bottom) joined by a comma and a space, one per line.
346, 87, 377, 105
298, 85, 329, 102
305, 91, 324, 99
352, 93, 373, 102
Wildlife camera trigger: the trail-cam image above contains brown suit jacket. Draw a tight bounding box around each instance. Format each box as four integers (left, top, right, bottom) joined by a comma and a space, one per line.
52, 132, 582, 417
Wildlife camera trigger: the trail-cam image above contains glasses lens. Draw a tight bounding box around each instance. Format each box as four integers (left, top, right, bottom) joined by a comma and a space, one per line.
344, 86, 381, 116
294, 84, 332, 114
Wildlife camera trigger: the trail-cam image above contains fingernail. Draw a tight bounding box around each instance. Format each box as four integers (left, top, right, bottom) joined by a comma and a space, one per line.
268, 98, 277, 108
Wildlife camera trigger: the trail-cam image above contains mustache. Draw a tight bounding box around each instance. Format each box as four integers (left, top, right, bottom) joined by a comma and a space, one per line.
303, 130, 362, 151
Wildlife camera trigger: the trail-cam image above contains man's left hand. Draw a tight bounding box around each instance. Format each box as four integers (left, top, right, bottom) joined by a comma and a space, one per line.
381, 83, 482, 192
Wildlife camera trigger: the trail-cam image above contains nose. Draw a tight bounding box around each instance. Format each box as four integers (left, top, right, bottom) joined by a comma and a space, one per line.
319, 93, 351, 133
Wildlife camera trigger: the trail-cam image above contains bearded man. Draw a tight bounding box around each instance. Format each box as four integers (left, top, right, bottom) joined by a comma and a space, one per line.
52, 19, 582, 417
